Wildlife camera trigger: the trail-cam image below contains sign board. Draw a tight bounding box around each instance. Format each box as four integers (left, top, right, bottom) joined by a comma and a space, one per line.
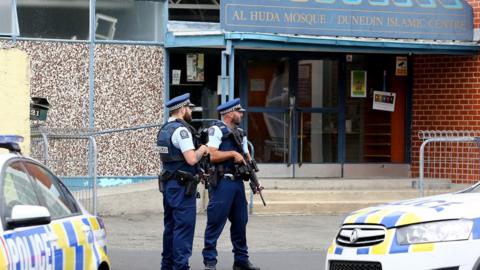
351, 70, 367, 98
221, 0, 473, 41
373, 91, 396, 112
395, 56, 408, 76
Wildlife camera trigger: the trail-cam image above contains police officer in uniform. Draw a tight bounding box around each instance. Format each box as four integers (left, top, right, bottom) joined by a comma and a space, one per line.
157, 93, 209, 270
203, 98, 261, 270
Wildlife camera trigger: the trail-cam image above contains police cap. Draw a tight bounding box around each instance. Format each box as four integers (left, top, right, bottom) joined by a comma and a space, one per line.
217, 98, 246, 115
166, 93, 195, 111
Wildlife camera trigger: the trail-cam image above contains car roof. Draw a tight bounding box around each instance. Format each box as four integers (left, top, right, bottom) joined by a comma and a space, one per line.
0, 152, 18, 166
0, 153, 41, 168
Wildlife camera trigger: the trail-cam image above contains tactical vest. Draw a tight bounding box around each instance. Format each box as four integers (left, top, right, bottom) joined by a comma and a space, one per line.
213, 121, 245, 172
157, 119, 197, 175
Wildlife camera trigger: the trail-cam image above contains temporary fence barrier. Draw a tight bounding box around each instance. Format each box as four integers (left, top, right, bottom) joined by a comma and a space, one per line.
418, 130, 480, 197
31, 125, 98, 214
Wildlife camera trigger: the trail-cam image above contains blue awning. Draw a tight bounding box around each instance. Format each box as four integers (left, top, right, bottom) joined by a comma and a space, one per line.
166, 21, 480, 54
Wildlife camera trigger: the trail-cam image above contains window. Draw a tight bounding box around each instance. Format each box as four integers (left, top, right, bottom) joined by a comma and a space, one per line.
169, 0, 220, 22
23, 162, 79, 219
0, 0, 19, 36
96, 0, 165, 41
1, 161, 40, 222
17, 0, 89, 39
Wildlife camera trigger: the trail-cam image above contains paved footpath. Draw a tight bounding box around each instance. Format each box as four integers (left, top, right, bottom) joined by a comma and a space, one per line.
103, 213, 345, 270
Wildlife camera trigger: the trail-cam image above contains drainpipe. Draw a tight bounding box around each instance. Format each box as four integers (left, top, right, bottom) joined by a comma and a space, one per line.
221, 40, 234, 103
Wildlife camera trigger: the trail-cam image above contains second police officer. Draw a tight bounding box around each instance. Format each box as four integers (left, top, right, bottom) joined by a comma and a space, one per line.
203, 98, 261, 270
157, 93, 209, 270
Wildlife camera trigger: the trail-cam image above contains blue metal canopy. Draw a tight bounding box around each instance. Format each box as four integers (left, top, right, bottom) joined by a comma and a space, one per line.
165, 21, 480, 54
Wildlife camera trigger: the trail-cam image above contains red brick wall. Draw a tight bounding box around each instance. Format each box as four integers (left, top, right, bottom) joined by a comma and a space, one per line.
411, 55, 480, 183
467, 0, 480, 28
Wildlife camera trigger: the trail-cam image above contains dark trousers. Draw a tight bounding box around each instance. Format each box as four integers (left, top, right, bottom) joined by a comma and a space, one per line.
161, 179, 197, 270
202, 177, 249, 266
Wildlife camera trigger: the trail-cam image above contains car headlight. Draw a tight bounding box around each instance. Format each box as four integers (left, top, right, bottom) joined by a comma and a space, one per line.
396, 219, 473, 245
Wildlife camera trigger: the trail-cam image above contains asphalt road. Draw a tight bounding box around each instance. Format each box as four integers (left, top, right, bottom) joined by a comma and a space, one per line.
103, 213, 345, 270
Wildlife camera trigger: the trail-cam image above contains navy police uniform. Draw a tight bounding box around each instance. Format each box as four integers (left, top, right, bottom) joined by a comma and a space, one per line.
202, 99, 259, 270
157, 93, 198, 270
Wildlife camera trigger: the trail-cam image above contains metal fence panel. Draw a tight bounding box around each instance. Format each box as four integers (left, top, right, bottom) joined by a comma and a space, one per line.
31, 126, 98, 214
418, 130, 480, 196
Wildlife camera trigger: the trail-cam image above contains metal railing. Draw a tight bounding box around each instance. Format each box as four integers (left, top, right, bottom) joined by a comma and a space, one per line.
418, 130, 480, 197
30, 119, 227, 215
31, 125, 98, 214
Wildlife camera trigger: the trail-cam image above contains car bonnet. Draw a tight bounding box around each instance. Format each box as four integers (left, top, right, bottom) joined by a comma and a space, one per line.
342, 192, 480, 228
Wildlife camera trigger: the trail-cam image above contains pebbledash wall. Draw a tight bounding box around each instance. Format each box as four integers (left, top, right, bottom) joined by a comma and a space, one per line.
0, 40, 164, 176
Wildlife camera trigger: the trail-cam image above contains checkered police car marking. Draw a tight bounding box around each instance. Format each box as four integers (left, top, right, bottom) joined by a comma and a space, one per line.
0, 217, 108, 270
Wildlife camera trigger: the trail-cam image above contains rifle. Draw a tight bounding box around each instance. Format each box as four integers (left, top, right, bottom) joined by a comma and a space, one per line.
231, 128, 267, 207
196, 128, 216, 187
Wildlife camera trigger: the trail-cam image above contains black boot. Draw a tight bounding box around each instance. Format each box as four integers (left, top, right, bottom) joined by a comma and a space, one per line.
205, 263, 216, 270
232, 261, 260, 270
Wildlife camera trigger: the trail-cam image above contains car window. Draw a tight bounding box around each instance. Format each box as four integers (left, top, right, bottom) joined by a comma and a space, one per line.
1, 161, 41, 222
23, 161, 80, 219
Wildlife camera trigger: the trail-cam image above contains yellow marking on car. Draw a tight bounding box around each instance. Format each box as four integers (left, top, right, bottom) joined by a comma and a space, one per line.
327, 242, 335, 254
344, 207, 374, 224
89, 217, 100, 231
365, 209, 395, 224
52, 222, 75, 270
396, 213, 422, 227
411, 243, 434, 253
371, 230, 394, 255
0, 238, 7, 269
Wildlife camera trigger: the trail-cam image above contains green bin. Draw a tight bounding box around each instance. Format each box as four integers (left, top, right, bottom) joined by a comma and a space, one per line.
30, 97, 50, 121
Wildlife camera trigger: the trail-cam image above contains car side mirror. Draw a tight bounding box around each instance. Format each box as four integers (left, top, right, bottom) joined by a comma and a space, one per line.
6, 205, 51, 230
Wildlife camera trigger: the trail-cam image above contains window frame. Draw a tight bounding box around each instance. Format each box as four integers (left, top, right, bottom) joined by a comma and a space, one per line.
22, 159, 82, 220
0, 157, 42, 230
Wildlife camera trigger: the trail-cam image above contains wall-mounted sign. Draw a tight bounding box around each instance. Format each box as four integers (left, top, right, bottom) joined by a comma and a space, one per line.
187, 53, 204, 82
395, 56, 408, 76
373, 90, 396, 112
172, 69, 181, 85
351, 70, 367, 98
221, 0, 473, 41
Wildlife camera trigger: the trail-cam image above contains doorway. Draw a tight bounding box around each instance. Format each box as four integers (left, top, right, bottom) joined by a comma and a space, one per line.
242, 54, 342, 177
240, 52, 408, 178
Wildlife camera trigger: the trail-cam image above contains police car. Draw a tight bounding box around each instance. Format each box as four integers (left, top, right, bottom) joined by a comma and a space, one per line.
0, 135, 110, 270
326, 183, 480, 270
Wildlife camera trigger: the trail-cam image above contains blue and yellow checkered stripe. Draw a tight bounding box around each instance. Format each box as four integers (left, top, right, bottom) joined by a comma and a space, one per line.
49, 217, 106, 270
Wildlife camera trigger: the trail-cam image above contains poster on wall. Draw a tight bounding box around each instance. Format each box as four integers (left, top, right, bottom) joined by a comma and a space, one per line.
351, 70, 367, 98
373, 90, 396, 112
395, 56, 408, 76
186, 53, 204, 82
172, 69, 181, 85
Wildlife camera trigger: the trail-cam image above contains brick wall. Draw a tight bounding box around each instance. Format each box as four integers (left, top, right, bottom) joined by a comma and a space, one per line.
411, 55, 480, 183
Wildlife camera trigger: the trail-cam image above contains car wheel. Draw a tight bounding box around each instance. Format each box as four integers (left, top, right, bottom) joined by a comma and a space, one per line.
98, 262, 110, 270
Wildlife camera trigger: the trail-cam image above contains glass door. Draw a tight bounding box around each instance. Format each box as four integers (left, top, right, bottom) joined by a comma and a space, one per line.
243, 55, 342, 177
293, 59, 342, 177
245, 58, 293, 177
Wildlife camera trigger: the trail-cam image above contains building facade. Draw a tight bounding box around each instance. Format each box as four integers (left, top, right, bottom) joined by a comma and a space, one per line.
1, 0, 480, 180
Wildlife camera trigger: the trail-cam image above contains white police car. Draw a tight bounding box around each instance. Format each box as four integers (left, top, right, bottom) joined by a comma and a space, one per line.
0, 135, 110, 270
326, 183, 480, 270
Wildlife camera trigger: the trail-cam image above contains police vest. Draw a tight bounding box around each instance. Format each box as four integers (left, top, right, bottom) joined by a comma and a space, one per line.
213, 121, 245, 172
156, 119, 197, 175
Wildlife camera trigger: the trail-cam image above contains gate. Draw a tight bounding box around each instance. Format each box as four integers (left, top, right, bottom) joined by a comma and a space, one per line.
418, 130, 480, 197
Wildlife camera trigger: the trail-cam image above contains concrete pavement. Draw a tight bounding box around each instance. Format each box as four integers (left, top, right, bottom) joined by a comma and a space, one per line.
102, 213, 344, 269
